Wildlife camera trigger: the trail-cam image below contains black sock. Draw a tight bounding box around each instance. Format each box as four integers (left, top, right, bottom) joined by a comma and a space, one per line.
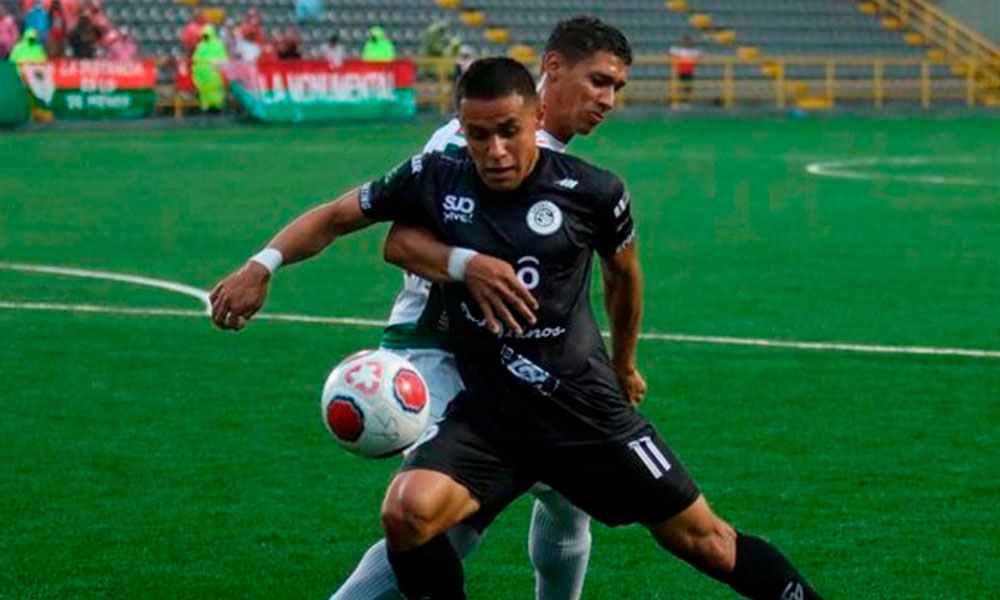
386, 534, 466, 600
727, 533, 824, 600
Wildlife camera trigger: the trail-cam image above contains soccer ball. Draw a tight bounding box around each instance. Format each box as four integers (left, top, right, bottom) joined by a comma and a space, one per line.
321, 349, 430, 458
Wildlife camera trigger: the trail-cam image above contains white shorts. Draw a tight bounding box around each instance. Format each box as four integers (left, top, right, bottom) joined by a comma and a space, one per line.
386, 347, 464, 423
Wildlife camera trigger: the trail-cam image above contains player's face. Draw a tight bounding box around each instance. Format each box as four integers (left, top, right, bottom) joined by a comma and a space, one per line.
459, 94, 541, 192
547, 50, 628, 136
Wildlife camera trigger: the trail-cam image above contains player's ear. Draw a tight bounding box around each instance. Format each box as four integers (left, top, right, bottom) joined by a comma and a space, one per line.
542, 51, 563, 80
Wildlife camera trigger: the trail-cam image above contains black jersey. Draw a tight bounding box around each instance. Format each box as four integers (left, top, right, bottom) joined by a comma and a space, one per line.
361, 148, 645, 445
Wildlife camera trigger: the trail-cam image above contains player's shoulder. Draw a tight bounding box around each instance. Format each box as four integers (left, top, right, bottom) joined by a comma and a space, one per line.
423, 117, 467, 155
542, 149, 625, 200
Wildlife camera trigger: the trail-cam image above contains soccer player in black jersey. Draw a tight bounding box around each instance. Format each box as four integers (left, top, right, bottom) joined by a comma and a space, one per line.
362, 58, 825, 600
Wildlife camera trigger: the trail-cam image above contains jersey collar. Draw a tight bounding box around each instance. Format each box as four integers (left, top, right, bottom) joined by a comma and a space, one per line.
536, 129, 568, 153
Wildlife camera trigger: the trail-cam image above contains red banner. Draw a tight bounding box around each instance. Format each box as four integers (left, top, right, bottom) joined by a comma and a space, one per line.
49, 59, 157, 90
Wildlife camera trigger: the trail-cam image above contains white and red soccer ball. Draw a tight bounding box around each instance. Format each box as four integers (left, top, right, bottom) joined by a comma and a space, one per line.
321, 349, 430, 458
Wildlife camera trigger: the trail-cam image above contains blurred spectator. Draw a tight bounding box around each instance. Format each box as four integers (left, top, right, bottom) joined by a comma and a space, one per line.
0, 7, 20, 59
239, 8, 264, 46
234, 26, 261, 62
361, 25, 394, 62
192, 24, 228, 112
275, 28, 301, 60
294, 0, 323, 23
68, 13, 98, 58
181, 9, 206, 56
219, 17, 237, 57
80, 0, 107, 36
24, 0, 50, 45
10, 28, 47, 62
103, 25, 137, 60
669, 34, 702, 104
318, 32, 344, 66
420, 19, 459, 59
46, 0, 67, 58
453, 44, 474, 81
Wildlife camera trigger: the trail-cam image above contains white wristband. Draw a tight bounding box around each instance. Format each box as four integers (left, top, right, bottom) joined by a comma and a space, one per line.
447, 247, 478, 281
250, 248, 284, 275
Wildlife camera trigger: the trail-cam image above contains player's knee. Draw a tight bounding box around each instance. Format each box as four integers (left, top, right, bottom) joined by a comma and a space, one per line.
687, 522, 737, 574
381, 486, 445, 551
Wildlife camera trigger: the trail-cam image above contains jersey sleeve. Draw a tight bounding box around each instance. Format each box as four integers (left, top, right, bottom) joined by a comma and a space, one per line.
358, 154, 430, 223
594, 176, 636, 257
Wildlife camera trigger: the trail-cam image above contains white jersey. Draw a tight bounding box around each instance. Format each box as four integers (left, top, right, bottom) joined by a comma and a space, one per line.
381, 118, 567, 347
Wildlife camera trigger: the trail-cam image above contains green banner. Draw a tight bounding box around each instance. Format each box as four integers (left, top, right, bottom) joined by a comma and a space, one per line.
19, 60, 157, 120
50, 89, 157, 120
227, 59, 417, 124
0, 62, 29, 126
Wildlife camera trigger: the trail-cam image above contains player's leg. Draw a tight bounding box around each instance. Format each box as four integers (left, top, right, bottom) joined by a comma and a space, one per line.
328, 525, 483, 600
540, 424, 824, 600
647, 495, 824, 600
329, 349, 479, 600
382, 413, 530, 600
527, 485, 591, 600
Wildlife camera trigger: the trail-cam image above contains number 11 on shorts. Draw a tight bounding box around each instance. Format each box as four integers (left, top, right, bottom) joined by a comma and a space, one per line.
628, 436, 672, 479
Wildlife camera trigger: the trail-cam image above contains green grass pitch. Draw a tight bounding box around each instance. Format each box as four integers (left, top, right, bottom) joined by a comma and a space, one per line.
1, 115, 998, 599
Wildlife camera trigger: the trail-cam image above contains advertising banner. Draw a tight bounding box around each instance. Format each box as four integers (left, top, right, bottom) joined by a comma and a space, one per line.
228, 59, 416, 123
18, 60, 157, 119
0, 61, 29, 126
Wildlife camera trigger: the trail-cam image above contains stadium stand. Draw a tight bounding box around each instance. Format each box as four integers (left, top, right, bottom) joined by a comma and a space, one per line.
4, 0, 995, 109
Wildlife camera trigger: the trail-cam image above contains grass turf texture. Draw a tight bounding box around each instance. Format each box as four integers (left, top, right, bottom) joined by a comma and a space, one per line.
1, 116, 998, 599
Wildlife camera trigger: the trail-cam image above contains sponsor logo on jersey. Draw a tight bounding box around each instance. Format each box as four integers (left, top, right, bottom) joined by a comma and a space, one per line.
613, 191, 631, 218
526, 200, 563, 235
459, 302, 565, 340
500, 345, 559, 396
443, 194, 476, 223
555, 178, 579, 189
501, 326, 567, 340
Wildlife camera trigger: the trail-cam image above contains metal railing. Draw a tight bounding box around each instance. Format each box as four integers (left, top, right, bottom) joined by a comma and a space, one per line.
412, 55, 999, 113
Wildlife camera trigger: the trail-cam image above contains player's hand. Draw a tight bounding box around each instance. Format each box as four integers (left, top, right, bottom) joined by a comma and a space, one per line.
617, 366, 647, 407
464, 254, 539, 336
209, 261, 271, 331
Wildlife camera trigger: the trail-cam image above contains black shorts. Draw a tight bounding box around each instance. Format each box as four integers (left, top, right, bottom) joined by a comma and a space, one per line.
401, 413, 700, 529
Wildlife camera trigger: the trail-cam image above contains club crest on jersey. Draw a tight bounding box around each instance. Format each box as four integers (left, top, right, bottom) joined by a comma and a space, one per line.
443, 194, 476, 224
526, 200, 563, 236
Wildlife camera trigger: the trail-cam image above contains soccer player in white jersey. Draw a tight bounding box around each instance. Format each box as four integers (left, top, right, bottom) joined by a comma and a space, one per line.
209, 17, 632, 600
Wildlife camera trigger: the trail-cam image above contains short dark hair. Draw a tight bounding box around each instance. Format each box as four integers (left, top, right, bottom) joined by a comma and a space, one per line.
544, 16, 633, 66
454, 57, 538, 106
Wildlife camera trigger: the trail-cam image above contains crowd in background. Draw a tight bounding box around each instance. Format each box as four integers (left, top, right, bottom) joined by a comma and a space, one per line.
1, 0, 137, 62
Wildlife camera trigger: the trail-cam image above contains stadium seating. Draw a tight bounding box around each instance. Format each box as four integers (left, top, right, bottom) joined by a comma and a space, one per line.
6, 0, 928, 60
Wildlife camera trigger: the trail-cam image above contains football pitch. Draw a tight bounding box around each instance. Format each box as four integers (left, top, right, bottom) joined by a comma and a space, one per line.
2, 115, 998, 599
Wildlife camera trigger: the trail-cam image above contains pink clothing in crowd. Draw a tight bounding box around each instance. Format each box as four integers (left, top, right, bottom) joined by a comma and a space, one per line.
0, 14, 19, 56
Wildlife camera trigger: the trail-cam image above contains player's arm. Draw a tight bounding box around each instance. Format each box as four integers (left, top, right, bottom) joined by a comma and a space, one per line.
601, 244, 646, 405
600, 245, 646, 406
595, 177, 647, 406
383, 223, 538, 335
209, 188, 371, 331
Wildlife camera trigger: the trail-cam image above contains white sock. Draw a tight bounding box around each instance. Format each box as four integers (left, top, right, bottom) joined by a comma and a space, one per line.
328, 525, 483, 600
528, 488, 592, 600
329, 539, 403, 600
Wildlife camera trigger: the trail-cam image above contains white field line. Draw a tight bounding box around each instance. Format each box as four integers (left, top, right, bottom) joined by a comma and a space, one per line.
0, 262, 210, 308
2, 262, 999, 360
805, 156, 1000, 187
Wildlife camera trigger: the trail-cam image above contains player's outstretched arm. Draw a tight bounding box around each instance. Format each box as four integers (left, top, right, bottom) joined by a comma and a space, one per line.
600, 245, 647, 406
383, 222, 538, 335
210, 188, 373, 331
